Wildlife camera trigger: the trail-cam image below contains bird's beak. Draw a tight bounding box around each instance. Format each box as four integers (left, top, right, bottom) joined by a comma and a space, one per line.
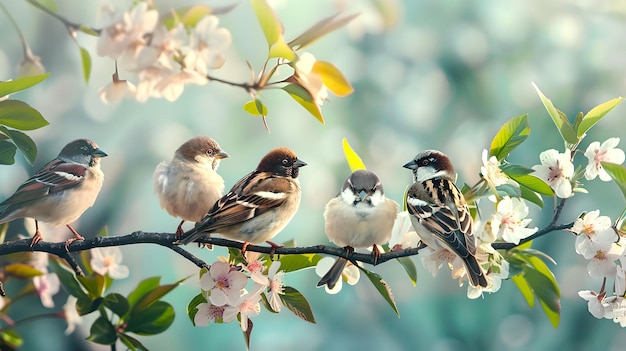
403, 160, 417, 170
216, 150, 230, 159
294, 158, 307, 168
93, 148, 108, 158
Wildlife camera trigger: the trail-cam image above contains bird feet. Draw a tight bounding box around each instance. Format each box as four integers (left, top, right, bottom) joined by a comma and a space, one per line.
29, 230, 44, 249
64, 225, 85, 251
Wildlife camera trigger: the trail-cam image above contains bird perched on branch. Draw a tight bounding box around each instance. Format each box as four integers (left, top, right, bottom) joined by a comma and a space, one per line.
403, 150, 488, 288
153, 136, 229, 238
317, 169, 398, 290
176, 147, 306, 253
0, 139, 107, 248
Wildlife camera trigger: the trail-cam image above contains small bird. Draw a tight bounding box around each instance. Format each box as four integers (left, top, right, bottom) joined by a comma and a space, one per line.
403, 150, 488, 288
0, 139, 107, 247
177, 147, 306, 252
317, 170, 399, 289
153, 136, 229, 238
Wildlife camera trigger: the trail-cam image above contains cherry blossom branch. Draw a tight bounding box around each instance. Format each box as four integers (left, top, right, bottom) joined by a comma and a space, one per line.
206, 74, 259, 93
26, 0, 101, 34
0, 219, 576, 274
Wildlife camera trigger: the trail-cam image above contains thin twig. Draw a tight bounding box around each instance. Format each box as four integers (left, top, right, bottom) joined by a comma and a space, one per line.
492, 222, 574, 250
26, 0, 100, 34
60, 251, 85, 276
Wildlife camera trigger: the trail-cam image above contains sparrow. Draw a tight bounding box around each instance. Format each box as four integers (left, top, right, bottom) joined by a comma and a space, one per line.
0, 139, 107, 248
317, 170, 399, 289
153, 136, 229, 237
176, 147, 307, 253
403, 150, 488, 288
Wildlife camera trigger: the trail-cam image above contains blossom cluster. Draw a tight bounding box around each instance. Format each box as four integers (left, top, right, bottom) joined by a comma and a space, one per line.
574, 210, 626, 326
194, 252, 286, 332
97, 2, 231, 103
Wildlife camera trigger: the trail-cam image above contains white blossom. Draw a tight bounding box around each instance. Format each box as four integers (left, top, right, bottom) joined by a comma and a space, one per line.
532, 149, 574, 198
90, 247, 130, 279
584, 138, 625, 181
490, 196, 537, 244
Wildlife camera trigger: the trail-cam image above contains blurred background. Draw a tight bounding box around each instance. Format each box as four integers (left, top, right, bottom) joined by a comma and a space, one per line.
1, 0, 626, 350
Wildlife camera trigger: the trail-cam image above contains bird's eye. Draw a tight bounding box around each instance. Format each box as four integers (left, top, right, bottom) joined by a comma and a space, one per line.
206, 149, 214, 156
282, 158, 289, 166
80, 146, 89, 151
421, 159, 429, 166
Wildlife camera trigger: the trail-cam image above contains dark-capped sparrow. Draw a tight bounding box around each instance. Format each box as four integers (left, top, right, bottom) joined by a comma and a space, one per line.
153, 136, 229, 237
0, 139, 107, 247
177, 147, 306, 252
317, 170, 399, 289
403, 150, 488, 288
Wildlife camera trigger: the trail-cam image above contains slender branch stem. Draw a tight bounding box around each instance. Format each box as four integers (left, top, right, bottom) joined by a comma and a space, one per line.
206, 74, 257, 92
26, 0, 100, 34
0, 2, 29, 56
491, 221, 574, 250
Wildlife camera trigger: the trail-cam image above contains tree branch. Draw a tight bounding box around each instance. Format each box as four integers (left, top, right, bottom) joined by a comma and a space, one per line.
26, 0, 100, 34
0, 220, 576, 272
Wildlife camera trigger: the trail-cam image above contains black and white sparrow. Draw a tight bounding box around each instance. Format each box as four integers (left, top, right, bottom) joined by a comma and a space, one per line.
0, 139, 107, 247
153, 136, 229, 237
403, 150, 488, 288
176, 147, 306, 252
317, 170, 399, 289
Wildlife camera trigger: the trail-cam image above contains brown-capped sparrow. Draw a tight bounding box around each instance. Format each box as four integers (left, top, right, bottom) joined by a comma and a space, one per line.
153, 136, 229, 237
403, 150, 488, 287
0, 139, 107, 247
176, 147, 306, 253
317, 170, 399, 289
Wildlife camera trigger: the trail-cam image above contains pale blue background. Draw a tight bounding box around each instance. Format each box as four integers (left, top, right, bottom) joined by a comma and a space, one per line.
1, 0, 625, 350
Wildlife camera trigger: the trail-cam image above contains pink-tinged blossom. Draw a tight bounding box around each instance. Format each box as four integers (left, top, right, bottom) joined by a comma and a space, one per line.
90, 247, 130, 279
480, 149, 517, 189
490, 196, 537, 244
99, 76, 136, 104
571, 210, 612, 256
388, 211, 421, 250
242, 252, 268, 286
199, 261, 247, 306
584, 138, 625, 181
223, 285, 264, 332
97, 2, 159, 59
532, 149, 574, 198
586, 241, 624, 278
194, 301, 225, 326
578, 290, 608, 319
265, 261, 285, 312
185, 15, 232, 76
63, 296, 82, 335
33, 272, 60, 308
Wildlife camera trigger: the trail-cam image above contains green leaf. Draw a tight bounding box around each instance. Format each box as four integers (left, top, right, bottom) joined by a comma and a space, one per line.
539, 299, 560, 328
0, 329, 23, 349
103, 293, 130, 317
243, 99, 268, 116
260, 291, 279, 313
519, 185, 544, 208
118, 333, 149, 351
525, 267, 560, 326
0, 140, 17, 165
132, 277, 185, 314
511, 274, 534, 307
127, 277, 161, 310
79, 47, 91, 83
500, 163, 534, 176
532, 83, 578, 144
78, 25, 99, 36
0, 100, 49, 130
250, 0, 295, 60
577, 97, 624, 137
489, 114, 530, 160
4, 263, 44, 278
342, 137, 366, 171
395, 257, 417, 286
77, 274, 106, 298
0, 128, 37, 165
87, 316, 117, 345
507, 174, 554, 197
0, 73, 50, 97
186, 293, 207, 325
76, 296, 103, 316
279, 286, 316, 323
49, 259, 87, 299
289, 13, 358, 51
277, 254, 322, 273
602, 162, 626, 201
359, 266, 399, 317
126, 301, 175, 335
282, 83, 324, 123
161, 4, 237, 29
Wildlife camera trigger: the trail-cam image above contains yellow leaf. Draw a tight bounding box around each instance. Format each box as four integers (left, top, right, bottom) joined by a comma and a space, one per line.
269, 39, 296, 61
312, 61, 353, 97
342, 138, 366, 171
